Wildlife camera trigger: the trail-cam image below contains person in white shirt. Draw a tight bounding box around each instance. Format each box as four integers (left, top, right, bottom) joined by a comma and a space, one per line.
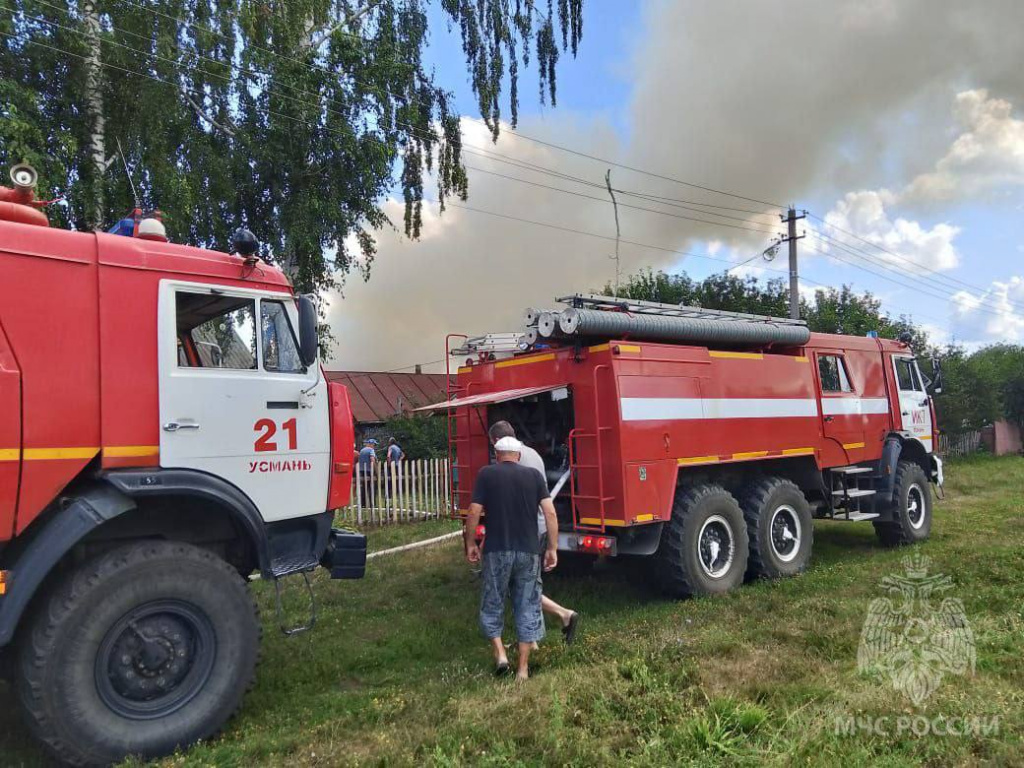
488, 421, 579, 644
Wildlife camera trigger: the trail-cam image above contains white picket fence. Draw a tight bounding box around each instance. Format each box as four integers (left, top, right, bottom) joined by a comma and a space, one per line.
336, 459, 451, 525
939, 430, 982, 458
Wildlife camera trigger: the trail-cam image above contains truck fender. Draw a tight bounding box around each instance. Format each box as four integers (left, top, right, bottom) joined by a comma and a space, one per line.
879, 436, 903, 504
879, 434, 933, 503
103, 468, 332, 579
0, 484, 135, 647
103, 468, 274, 574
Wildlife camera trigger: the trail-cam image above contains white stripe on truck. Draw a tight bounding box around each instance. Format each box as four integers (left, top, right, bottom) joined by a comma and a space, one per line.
820, 397, 890, 416
621, 396, 890, 422
621, 397, 818, 421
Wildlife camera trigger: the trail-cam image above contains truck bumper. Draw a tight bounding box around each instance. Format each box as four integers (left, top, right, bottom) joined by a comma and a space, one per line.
320, 528, 367, 579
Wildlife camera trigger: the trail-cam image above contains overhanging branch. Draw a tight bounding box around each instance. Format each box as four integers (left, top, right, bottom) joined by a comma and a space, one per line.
306, 0, 385, 51
182, 89, 236, 138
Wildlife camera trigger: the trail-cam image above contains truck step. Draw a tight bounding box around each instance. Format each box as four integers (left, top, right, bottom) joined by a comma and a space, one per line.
832, 488, 876, 498
832, 466, 873, 475
840, 511, 880, 522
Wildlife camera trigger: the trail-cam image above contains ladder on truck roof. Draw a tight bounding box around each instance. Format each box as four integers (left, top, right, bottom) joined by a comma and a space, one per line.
557, 293, 809, 326
450, 333, 528, 358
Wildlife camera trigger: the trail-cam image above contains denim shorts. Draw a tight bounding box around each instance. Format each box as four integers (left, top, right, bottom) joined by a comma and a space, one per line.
479, 550, 545, 643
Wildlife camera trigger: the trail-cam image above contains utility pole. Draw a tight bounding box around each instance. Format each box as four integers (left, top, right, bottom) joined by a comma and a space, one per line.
605, 169, 621, 297
781, 207, 806, 319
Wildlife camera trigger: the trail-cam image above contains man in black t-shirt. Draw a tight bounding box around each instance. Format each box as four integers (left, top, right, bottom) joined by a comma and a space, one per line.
465, 436, 558, 680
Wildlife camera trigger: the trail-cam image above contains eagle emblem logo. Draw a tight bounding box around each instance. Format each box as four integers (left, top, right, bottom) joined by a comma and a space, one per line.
857, 553, 975, 705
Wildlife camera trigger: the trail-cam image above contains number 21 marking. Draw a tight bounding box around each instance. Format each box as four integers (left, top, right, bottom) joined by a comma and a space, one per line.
254, 417, 298, 452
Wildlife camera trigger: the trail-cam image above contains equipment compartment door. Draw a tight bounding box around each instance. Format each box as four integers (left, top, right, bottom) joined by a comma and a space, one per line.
0, 320, 20, 539
892, 355, 933, 452
158, 281, 331, 522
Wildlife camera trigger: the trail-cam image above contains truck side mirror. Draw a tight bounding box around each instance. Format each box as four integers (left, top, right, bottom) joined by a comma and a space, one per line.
296, 294, 318, 368
930, 357, 943, 395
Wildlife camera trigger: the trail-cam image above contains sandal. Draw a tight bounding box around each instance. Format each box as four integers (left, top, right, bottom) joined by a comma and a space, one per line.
562, 612, 580, 645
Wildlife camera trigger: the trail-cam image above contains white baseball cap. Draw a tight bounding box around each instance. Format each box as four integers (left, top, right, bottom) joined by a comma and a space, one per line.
494, 436, 523, 453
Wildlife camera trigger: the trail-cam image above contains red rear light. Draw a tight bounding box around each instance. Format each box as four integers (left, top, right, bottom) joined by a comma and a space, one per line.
579, 535, 613, 554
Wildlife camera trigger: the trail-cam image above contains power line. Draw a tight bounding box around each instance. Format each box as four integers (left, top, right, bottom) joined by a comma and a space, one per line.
807, 211, 1022, 310
70, 0, 786, 212
806, 231, 1019, 316
462, 164, 786, 235
801, 240, 1012, 321
2, 18, 788, 247
448, 202, 795, 275
808, 229, 966, 300
120, 0, 788, 210
116, 0, 422, 70
460, 117, 786, 209
13, 2, 787, 227
461, 144, 779, 219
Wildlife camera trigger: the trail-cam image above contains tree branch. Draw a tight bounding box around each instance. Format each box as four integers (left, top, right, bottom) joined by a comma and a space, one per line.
182, 89, 235, 138
305, 0, 385, 51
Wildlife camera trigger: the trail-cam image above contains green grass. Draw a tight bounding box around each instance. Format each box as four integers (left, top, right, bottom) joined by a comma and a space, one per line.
2, 456, 1023, 766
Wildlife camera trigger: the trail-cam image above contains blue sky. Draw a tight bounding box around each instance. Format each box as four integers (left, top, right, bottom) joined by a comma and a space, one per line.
332, 0, 1024, 369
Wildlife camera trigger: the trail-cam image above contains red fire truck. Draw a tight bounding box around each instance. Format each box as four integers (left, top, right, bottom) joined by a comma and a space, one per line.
429, 294, 942, 596
0, 164, 365, 766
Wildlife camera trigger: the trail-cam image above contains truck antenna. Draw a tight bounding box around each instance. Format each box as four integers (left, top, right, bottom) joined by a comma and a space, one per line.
116, 137, 140, 209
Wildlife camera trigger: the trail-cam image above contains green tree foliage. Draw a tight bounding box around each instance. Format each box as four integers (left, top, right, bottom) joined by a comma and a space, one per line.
381, 412, 447, 458
935, 344, 1024, 431
0, 0, 584, 297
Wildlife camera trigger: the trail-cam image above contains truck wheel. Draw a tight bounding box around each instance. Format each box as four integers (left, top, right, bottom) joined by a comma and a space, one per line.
874, 461, 932, 547
651, 484, 748, 597
15, 540, 260, 767
739, 477, 813, 580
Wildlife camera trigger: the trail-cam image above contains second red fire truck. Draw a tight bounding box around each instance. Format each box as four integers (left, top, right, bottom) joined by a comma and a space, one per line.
0, 164, 365, 766
429, 294, 942, 597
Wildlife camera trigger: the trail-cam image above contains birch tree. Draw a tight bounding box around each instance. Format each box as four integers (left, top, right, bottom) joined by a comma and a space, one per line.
0, 0, 585, 296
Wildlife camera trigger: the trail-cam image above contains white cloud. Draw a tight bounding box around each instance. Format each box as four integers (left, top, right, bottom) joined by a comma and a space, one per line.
904, 90, 1024, 202
951, 276, 1024, 342
822, 189, 960, 273
816, 87, 1024, 279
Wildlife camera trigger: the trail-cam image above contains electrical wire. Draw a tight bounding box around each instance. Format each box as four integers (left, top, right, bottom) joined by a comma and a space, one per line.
802, 240, 1012, 321
462, 164, 786, 236
806, 231, 1018, 316
459, 116, 786, 209
807, 211, 1023, 312
12, 2, 788, 224
0, 21, 789, 250
448, 201, 792, 273
461, 144, 780, 219
78, 0, 789, 211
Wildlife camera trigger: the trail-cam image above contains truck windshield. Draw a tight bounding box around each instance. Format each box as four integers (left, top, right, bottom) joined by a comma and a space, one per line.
261, 300, 304, 373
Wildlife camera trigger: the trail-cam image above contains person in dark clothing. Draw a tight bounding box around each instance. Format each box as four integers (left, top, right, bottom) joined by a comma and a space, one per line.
465, 436, 558, 680
358, 439, 377, 505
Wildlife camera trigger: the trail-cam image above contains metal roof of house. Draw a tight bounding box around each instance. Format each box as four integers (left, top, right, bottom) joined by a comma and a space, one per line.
324, 370, 453, 424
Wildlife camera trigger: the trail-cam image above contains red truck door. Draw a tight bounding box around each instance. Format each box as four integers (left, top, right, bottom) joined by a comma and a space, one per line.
814, 350, 865, 465
0, 319, 20, 539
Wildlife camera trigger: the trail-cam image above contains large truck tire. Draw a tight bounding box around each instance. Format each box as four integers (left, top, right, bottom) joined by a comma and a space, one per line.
14, 540, 260, 767
651, 484, 748, 597
874, 460, 932, 547
739, 477, 813, 580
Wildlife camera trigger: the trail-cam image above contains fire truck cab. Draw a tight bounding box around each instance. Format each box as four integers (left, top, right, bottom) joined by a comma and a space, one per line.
432, 295, 942, 598
0, 165, 365, 766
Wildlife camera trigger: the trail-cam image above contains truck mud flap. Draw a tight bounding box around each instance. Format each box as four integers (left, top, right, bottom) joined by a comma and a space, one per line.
321, 528, 367, 579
